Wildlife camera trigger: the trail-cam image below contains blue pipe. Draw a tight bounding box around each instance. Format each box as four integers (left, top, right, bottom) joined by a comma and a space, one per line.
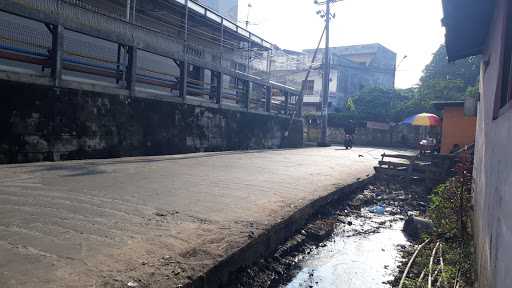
63, 57, 118, 71
0, 44, 48, 58
137, 73, 177, 84
0, 44, 181, 86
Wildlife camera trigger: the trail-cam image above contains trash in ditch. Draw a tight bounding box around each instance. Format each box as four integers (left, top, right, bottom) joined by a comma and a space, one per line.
127, 281, 140, 287
368, 205, 385, 215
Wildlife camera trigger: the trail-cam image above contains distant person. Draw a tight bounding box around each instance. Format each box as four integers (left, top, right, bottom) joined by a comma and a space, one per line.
344, 121, 356, 150
344, 120, 356, 137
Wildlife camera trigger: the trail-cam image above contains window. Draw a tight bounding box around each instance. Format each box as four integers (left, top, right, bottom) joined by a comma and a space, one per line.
496, 1, 512, 117
302, 80, 314, 95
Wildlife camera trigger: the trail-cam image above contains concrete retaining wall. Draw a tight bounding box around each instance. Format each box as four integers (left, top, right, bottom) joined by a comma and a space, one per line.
0, 80, 303, 164
305, 126, 422, 148
192, 178, 372, 287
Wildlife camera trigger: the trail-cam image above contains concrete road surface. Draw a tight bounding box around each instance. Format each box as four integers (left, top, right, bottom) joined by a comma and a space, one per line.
0, 147, 404, 287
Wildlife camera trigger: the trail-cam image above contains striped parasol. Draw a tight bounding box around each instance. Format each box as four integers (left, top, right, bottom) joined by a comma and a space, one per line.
401, 113, 441, 126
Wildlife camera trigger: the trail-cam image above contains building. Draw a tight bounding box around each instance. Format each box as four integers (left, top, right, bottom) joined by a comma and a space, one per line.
432, 101, 477, 154
269, 43, 396, 112
442, 0, 512, 287
197, 0, 238, 22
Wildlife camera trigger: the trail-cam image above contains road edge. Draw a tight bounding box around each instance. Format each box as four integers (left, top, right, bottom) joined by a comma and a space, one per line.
189, 176, 374, 287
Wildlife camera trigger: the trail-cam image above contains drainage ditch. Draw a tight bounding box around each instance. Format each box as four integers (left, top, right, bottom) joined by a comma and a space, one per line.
224, 178, 429, 288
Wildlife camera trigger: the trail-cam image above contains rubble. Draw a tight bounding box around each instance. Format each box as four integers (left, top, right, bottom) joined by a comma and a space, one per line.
402, 216, 433, 240
126, 281, 140, 287
225, 179, 429, 287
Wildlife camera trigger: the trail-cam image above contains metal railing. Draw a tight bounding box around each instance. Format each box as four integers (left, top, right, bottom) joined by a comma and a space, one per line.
0, 1, 301, 116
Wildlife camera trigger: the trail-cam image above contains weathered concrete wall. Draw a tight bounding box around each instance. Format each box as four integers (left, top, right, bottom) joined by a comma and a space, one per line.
473, 0, 512, 286
304, 126, 420, 148
0, 80, 302, 164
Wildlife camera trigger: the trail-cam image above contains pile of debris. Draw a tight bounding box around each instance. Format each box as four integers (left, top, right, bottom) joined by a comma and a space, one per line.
347, 181, 433, 240
350, 181, 428, 215
225, 179, 432, 288
225, 218, 336, 288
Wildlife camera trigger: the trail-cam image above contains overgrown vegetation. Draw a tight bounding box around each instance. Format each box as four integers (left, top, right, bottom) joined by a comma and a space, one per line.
395, 150, 475, 288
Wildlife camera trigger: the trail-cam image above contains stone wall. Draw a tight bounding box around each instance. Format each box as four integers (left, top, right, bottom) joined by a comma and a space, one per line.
304, 125, 422, 148
0, 80, 302, 164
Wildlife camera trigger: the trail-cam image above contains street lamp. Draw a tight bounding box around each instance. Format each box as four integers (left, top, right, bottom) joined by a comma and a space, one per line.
314, 0, 343, 147
392, 54, 408, 89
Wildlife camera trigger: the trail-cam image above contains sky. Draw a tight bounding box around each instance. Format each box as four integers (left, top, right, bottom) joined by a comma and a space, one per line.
238, 0, 446, 89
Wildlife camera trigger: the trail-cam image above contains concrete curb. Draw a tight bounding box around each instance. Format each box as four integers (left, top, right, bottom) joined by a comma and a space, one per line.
190, 176, 374, 287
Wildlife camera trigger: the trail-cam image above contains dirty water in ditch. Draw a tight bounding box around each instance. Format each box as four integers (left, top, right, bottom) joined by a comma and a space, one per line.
284, 213, 408, 288
227, 181, 428, 288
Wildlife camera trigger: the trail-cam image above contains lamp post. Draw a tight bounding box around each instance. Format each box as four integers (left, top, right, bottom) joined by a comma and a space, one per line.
314, 0, 342, 146
393, 55, 408, 89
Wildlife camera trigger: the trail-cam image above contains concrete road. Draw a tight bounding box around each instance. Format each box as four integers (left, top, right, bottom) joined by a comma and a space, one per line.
0, 147, 404, 287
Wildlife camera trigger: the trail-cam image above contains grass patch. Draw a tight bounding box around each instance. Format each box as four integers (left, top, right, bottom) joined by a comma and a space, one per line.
392, 151, 474, 288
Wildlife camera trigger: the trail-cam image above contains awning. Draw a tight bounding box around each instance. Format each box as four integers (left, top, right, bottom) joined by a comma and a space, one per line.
441, 0, 495, 61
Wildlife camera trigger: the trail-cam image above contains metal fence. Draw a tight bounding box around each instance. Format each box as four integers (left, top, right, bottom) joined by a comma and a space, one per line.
0, 0, 300, 116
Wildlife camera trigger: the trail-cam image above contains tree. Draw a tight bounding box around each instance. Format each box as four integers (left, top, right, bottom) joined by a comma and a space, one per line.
326, 45, 481, 124
349, 87, 395, 122
345, 97, 355, 112
420, 46, 480, 89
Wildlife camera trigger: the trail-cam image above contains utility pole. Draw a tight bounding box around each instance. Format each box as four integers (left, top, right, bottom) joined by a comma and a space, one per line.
320, 0, 331, 146
315, 0, 342, 147
282, 25, 326, 146
243, 3, 253, 74
245, 3, 252, 29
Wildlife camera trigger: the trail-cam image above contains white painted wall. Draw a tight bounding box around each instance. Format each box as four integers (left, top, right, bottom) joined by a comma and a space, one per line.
473, 0, 512, 286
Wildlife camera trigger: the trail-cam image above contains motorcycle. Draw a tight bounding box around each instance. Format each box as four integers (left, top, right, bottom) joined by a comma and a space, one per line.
344, 134, 353, 150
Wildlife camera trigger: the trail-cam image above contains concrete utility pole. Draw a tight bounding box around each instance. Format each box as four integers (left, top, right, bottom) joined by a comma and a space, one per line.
245, 3, 252, 29
315, 0, 342, 147
320, 0, 331, 146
